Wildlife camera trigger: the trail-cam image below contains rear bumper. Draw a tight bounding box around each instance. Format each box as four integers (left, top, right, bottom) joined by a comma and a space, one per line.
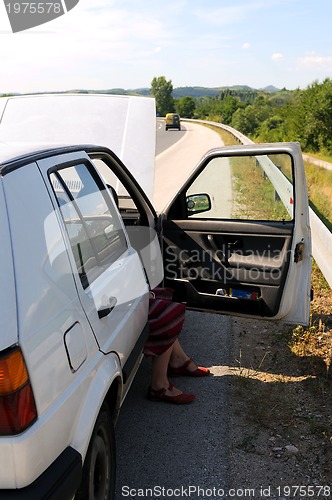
165, 124, 180, 130
0, 447, 82, 500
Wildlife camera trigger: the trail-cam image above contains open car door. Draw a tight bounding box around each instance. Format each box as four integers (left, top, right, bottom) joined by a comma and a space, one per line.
160, 142, 312, 326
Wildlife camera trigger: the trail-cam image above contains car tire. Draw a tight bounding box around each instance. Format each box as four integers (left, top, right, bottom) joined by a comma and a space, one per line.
75, 403, 116, 500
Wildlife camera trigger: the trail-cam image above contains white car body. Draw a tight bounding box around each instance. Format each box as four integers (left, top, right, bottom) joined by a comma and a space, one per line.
0, 144, 151, 498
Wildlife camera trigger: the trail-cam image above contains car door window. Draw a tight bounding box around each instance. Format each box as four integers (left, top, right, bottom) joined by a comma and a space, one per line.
186, 153, 294, 221
50, 163, 127, 289
89, 155, 164, 289
91, 158, 142, 226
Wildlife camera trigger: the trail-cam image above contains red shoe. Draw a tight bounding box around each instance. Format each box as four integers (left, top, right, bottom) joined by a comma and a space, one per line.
168, 358, 210, 377
147, 383, 195, 404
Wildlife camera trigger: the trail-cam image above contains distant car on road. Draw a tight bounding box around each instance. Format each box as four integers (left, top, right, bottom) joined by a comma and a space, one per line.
165, 113, 181, 131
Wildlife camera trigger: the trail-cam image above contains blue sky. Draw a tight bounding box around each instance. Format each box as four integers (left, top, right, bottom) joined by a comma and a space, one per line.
1, 0, 332, 93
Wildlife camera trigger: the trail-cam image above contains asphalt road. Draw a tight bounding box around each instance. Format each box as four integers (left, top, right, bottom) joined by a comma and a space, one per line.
115, 311, 233, 499
155, 118, 186, 156
153, 120, 224, 212
115, 122, 234, 499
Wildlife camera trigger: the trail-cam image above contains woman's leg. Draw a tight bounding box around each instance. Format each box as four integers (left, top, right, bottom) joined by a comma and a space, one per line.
169, 339, 198, 372
151, 344, 187, 396
168, 339, 210, 376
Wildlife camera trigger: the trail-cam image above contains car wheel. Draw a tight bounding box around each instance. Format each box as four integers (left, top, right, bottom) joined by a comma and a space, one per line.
75, 404, 116, 500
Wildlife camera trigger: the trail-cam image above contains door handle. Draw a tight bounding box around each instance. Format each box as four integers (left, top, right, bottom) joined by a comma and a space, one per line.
98, 297, 117, 319
207, 234, 226, 262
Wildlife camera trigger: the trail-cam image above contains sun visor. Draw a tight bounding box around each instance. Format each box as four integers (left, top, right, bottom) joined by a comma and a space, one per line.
0, 94, 156, 198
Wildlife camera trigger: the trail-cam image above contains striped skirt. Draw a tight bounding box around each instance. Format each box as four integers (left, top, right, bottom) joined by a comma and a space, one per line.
143, 289, 186, 357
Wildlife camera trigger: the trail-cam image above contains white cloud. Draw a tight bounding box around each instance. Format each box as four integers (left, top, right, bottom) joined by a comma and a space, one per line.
272, 53, 284, 61
297, 52, 332, 67
0, 1, 180, 92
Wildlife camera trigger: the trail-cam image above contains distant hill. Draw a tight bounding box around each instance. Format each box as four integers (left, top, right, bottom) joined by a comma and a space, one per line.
85, 85, 281, 98
1, 85, 281, 99
172, 87, 220, 98
82, 88, 152, 97
259, 85, 281, 93
100, 85, 281, 98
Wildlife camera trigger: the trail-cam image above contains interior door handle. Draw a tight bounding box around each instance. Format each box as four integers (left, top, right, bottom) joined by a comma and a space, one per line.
207, 234, 226, 262
207, 234, 219, 252
98, 297, 117, 319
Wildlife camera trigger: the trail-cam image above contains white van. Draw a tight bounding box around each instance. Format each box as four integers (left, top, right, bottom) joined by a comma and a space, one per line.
0, 94, 312, 499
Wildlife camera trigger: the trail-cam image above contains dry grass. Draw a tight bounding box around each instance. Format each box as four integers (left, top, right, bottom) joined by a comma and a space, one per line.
304, 160, 332, 230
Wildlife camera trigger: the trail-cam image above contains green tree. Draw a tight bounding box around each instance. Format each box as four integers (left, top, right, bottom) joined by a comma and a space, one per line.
194, 96, 216, 119
150, 76, 174, 116
310, 78, 332, 153
176, 96, 196, 118
257, 115, 285, 142
219, 95, 240, 124
283, 80, 332, 153
231, 103, 271, 137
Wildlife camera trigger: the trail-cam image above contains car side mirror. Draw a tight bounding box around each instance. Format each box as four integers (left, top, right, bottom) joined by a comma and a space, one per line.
186, 193, 211, 216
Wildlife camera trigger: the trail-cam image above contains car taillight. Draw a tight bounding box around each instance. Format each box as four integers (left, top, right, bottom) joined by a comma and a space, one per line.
0, 347, 37, 435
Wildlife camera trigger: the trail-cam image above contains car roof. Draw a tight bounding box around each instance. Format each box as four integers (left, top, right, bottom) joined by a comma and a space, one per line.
0, 141, 55, 164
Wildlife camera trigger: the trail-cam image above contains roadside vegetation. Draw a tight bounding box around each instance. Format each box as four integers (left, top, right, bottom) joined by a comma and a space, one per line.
304, 159, 332, 231
230, 154, 292, 221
